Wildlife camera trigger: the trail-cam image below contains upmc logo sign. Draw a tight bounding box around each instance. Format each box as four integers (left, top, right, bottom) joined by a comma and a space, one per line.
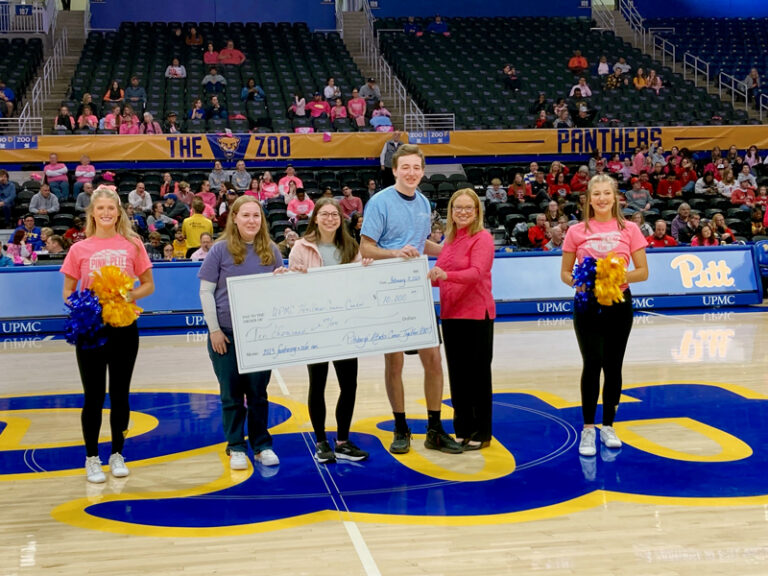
1, 322, 42, 334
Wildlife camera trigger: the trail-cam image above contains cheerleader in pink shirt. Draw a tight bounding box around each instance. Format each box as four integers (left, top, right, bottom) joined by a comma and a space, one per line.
560, 174, 648, 458
60, 187, 155, 483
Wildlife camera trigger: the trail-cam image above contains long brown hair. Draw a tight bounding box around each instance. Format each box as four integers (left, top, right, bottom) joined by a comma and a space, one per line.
445, 188, 485, 242
218, 195, 276, 266
582, 174, 625, 232
302, 197, 359, 264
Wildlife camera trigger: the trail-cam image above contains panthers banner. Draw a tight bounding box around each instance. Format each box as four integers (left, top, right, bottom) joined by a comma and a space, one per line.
1, 126, 767, 163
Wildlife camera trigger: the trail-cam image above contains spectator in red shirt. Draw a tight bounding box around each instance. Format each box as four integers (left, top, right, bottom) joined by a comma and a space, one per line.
339, 185, 363, 219
528, 213, 549, 249
549, 172, 571, 199
646, 220, 678, 248
570, 166, 590, 193
656, 172, 683, 198
730, 184, 756, 209
675, 158, 698, 194
568, 50, 588, 75
637, 172, 654, 195
218, 40, 246, 65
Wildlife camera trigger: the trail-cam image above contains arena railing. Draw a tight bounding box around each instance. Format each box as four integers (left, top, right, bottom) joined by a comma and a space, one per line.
683, 52, 709, 88
0, 0, 56, 34
29, 26, 68, 120
618, 0, 758, 119
404, 114, 455, 133
758, 93, 767, 122
719, 72, 749, 112
591, 3, 615, 32
649, 30, 676, 69
0, 102, 44, 135
359, 0, 423, 120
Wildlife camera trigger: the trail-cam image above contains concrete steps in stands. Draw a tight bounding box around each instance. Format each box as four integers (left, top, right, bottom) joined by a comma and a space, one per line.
341, 10, 405, 130
611, 10, 762, 124
40, 11, 87, 134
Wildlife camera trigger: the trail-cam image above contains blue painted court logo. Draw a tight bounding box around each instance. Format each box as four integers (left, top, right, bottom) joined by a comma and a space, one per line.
2, 383, 767, 536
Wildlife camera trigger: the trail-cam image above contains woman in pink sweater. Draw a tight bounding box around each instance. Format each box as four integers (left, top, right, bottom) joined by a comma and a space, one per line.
288, 198, 370, 464
428, 189, 495, 450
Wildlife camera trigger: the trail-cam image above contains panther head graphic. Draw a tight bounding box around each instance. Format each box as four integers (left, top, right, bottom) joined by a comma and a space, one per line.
216, 136, 241, 160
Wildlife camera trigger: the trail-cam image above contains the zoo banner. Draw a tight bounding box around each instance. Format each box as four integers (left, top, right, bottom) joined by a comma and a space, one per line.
1, 126, 767, 164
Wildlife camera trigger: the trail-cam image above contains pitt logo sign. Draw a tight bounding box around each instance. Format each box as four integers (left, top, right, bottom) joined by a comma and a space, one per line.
670, 254, 734, 289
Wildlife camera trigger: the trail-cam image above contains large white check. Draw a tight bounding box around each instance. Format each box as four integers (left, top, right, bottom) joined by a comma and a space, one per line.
227, 256, 439, 373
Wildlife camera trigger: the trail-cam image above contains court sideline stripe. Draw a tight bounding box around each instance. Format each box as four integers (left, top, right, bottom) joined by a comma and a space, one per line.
344, 520, 382, 576
273, 369, 290, 396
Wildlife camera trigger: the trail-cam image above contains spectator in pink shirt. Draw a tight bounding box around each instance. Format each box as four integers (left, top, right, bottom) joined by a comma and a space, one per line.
103, 104, 121, 132
330, 97, 348, 123
278, 165, 303, 196
73, 155, 95, 198
347, 88, 367, 128
218, 40, 246, 65
339, 185, 363, 219
203, 42, 219, 65
286, 188, 315, 224
43, 153, 70, 201
195, 180, 217, 209
77, 105, 98, 132
118, 105, 140, 135
260, 171, 279, 199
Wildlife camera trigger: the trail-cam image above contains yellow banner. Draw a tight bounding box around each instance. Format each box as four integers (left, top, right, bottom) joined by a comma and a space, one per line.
1, 126, 766, 163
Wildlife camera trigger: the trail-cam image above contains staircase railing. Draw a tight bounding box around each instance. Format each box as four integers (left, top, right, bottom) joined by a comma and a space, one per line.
617, 0, 755, 116
0, 102, 44, 135
30, 26, 68, 119
0, 0, 57, 34
358, 0, 422, 120
759, 93, 767, 121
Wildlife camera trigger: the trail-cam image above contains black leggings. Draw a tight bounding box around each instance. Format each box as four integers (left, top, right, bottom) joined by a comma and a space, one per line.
307, 358, 358, 443
573, 291, 633, 426
75, 323, 139, 457
442, 317, 494, 442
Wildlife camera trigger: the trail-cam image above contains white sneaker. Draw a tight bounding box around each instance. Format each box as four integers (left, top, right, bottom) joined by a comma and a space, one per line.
85, 456, 106, 483
256, 448, 279, 467
108, 453, 130, 478
230, 451, 249, 470
579, 427, 597, 457
600, 425, 622, 448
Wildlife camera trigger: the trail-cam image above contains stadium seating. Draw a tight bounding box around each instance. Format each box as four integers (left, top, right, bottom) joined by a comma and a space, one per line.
67, 22, 365, 133
645, 18, 768, 80
375, 17, 746, 129
0, 37, 44, 111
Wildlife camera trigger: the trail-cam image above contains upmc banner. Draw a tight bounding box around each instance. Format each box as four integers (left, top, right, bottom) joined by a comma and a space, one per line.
0, 246, 761, 336
2, 126, 768, 163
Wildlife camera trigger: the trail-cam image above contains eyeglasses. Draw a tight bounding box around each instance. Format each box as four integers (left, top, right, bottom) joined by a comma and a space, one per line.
317, 212, 340, 219
452, 206, 475, 213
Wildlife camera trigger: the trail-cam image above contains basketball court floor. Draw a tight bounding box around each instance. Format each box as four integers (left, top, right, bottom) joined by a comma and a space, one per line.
2, 309, 768, 575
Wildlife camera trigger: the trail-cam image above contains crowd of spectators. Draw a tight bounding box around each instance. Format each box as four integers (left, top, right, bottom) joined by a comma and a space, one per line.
510, 53, 668, 129
479, 144, 768, 250
3, 159, 371, 265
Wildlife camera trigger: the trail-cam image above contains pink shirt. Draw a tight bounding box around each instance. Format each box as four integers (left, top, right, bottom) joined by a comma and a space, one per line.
347, 97, 366, 117
196, 191, 217, 208
218, 48, 245, 65
562, 219, 645, 267
75, 164, 96, 183
60, 235, 152, 290
432, 228, 496, 320
286, 197, 315, 218
261, 181, 279, 199
43, 162, 68, 183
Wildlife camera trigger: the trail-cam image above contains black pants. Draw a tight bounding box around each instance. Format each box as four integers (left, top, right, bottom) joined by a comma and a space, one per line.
75, 322, 140, 457
572, 291, 633, 426
307, 358, 359, 443
442, 317, 494, 442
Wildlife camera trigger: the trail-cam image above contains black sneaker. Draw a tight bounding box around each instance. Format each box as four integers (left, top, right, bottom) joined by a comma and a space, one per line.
424, 429, 463, 454
389, 429, 411, 454
335, 440, 369, 461
315, 440, 336, 463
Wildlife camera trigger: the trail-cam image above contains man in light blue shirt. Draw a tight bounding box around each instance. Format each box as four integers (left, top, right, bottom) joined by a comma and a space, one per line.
360, 144, 462, 456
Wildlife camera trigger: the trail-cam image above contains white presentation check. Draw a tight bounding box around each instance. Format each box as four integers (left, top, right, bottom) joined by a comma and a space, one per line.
227, 256, 439, 373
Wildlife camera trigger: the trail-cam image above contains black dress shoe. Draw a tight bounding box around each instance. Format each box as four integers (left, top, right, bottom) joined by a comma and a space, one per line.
461, 438, 490, 451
